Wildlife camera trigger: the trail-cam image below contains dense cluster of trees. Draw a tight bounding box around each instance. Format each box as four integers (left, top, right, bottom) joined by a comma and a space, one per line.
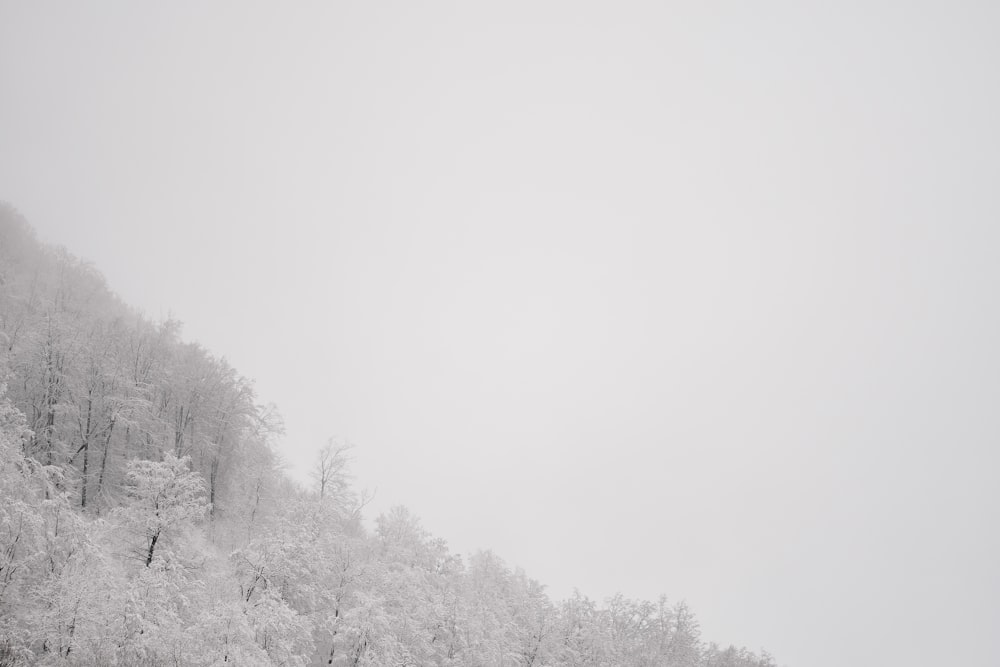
0, 203, 780, 666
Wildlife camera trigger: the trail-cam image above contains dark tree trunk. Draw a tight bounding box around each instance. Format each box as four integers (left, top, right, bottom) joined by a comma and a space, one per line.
145, 529, 160, 566
95, 418, 116, 510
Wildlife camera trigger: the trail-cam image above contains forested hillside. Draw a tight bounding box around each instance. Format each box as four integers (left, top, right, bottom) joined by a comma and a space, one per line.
0, 203, 779, 666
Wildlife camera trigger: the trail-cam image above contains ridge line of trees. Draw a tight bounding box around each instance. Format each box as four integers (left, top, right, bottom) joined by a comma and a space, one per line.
0, 203, 780, 666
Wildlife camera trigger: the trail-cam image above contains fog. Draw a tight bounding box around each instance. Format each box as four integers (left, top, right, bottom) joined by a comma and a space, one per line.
3, 2, 999, 665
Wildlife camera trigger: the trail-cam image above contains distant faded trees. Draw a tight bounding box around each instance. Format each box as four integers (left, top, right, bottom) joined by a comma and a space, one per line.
313, 437, 352, 501
0, 203, 278, 525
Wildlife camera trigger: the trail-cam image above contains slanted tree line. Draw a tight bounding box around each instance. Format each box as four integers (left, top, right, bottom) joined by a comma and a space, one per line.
0, 203, 780, 666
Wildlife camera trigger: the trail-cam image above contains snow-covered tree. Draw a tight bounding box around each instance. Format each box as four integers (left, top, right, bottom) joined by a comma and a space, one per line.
115, 453, 208, 567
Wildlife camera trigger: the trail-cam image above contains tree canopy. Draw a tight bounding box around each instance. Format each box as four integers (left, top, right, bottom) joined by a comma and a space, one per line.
0, 203, 779, 665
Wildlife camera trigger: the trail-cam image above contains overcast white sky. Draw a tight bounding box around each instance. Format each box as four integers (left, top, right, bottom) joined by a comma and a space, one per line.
3, 2, 1000, 665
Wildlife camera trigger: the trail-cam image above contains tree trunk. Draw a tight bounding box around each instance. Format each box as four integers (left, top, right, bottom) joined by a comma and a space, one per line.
80, 394, 92, 509
145, 529, 160, 566
80, 441, 88, 508
95, 418, 116, 510
327, 607, 340, 664
209, 451, 220, 520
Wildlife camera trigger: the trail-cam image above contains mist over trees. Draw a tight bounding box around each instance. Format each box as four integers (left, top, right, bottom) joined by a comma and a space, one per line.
0, 203, 779, 665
